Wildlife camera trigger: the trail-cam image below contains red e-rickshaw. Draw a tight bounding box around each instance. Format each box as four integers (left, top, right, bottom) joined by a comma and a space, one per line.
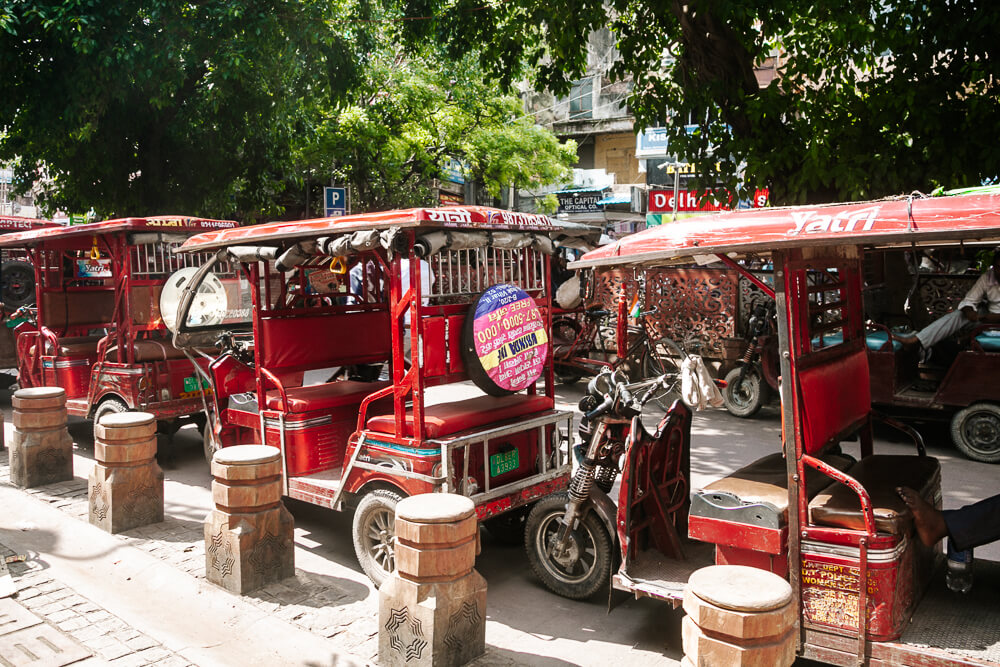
0, 216, 238, 436
570, 191, 1000, 666
168, 206, 594, 586
0, 215, 60, 381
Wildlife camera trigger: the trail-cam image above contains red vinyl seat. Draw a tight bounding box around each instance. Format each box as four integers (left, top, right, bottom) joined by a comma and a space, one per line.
366, 393, 554, 439
265, 380, 390, 413
29, 335, 103, 357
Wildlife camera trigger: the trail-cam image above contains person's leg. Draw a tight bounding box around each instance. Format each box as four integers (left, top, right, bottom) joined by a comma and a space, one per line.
897, 486, 949, 546
913, 309, 973, 349
942, 494, 1000, 552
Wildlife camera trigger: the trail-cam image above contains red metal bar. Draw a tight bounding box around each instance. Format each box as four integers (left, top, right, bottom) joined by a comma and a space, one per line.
258, 367, 288, 412
356, 384, 396, 433
410, 245, 425, 442
801, 453, 877, 535
716, 253, 776, 299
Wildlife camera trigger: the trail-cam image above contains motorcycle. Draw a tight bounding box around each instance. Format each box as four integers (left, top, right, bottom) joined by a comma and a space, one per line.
524, 368, 677, 599
721, 300, 779, 418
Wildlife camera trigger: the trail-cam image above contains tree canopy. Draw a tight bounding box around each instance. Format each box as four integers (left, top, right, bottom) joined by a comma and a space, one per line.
402, 0, 1000, 204
291, 45, 576, 214
0, 0, 575, 219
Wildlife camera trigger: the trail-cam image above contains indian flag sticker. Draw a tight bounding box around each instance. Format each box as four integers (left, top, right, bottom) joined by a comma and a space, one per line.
470, 284, 548, 393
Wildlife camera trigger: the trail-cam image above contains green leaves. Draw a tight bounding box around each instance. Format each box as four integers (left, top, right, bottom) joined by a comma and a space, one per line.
0, 0, 573, 218
411, 0, 1000, 204
0, 0, 363, 220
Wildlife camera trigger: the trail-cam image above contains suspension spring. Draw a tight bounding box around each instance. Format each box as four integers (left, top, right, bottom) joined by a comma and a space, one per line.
741, 340, 757, 364
567, 461, 596, 504
593, 463, 618, 494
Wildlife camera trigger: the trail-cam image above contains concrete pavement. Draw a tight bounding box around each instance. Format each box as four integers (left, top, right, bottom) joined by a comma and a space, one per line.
1, 379, 994, 667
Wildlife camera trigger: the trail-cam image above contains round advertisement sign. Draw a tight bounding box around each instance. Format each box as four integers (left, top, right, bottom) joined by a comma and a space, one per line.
462, 284, 549, 396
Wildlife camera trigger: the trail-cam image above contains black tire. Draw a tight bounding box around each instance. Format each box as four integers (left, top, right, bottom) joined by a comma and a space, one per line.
202, 417, 222, 465
722, 365, 771, 418
352, 488, 404, 587
525, 492, 612, 600
483, 507, 529, 546
0, 261, 36, 307
92, 397, 129, 443
950, 403, 1000, 463
641, 335, 687, 411
552, 317, 585, 384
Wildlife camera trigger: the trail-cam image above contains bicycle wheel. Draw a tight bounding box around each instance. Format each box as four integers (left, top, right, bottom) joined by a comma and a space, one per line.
641, 334, 687, 411
552, 316, 585, 384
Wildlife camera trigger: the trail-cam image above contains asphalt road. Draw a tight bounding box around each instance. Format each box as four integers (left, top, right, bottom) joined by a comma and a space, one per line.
23, 379, 999, 666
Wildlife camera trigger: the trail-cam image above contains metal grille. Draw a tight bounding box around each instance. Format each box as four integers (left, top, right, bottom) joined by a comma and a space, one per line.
429, 247, 546, 301
129, 242, 235, 279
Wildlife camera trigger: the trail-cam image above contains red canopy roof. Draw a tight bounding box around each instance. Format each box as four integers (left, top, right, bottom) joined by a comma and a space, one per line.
572, 192, 1000, 269
0, 216, 58, 233
177, 206, 555, 252
0, 216, 238, 248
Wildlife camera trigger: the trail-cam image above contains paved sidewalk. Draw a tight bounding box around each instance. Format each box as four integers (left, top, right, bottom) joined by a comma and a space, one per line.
0, 447, 375, 667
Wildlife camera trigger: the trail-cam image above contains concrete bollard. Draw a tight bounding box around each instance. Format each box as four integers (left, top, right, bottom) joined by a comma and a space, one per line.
8, 387, 73, 488
379, 493, 486, 667
682, 565, 796, 667
204, 445, 294, 594
89, 411, 164, 533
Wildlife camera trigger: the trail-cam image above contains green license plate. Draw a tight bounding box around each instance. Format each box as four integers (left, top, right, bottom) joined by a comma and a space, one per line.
489, 449, 519, 477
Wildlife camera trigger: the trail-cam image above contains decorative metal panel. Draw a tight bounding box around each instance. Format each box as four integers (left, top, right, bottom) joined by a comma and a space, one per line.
917, 274, 978, 319
644, 268, 738, 358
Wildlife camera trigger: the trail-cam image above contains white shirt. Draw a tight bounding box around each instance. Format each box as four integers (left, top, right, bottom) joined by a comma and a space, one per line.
399, 258, 433, 325
958, 270, 1000, 314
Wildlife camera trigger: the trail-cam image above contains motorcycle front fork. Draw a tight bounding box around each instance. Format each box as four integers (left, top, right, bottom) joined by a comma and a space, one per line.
551, 421, 608, 557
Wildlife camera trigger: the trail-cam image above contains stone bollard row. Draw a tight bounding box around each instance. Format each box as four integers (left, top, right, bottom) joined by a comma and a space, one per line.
682, 565, 796, 667
89, 412, 164, 534
204, 445, 294, 595
379, 493, 487, 667
9, 387, 73, 488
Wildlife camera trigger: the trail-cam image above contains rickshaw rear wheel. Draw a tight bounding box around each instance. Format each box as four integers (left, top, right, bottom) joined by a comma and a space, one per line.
552, 317, 585, 384
951, 403, 1000, 463
641, 335, 687, 411
353, 488, 404, 587
0, 260, 36, 307
483, 507, 530, 546
92, 397, 128, 443
722, 365, 771, 418
525, 492, 612, 600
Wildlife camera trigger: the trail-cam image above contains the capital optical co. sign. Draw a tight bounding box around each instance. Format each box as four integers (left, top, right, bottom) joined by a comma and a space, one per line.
557, 190, 606, 214
648, 188, 770, 213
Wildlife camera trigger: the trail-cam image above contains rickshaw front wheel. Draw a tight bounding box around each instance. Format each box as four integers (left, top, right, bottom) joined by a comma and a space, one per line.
92, 397, 128, 444
951, 403, 1000, 463
353, 489, 404, 587
202, 419, 222, 465
525, 492, 612, 600
722, 365, 770, 418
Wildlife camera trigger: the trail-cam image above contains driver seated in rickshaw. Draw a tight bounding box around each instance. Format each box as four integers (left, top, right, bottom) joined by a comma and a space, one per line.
898, 249, 1000, 357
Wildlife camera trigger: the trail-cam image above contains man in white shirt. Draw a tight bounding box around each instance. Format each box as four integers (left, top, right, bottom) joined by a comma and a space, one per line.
900, 251, 1000, 350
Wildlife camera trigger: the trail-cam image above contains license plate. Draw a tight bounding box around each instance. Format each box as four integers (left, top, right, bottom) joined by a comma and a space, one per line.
489, 449, 519, 477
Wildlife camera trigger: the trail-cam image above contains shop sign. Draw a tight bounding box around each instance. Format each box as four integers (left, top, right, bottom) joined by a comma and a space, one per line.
438, 191, 465, 207
635, 128, 670, 158
648, 188, 769, 213
442, 158, 467, 184
557, 190, 605, 214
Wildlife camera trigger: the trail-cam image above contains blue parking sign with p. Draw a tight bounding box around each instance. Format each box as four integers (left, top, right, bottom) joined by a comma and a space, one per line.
324, 187, 347, 217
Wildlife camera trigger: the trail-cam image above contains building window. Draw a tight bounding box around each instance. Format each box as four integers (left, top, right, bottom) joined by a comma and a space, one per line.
569, 79, 593, 120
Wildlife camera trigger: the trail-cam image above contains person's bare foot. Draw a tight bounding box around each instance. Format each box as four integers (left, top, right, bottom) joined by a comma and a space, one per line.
897, 486, 948, 546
